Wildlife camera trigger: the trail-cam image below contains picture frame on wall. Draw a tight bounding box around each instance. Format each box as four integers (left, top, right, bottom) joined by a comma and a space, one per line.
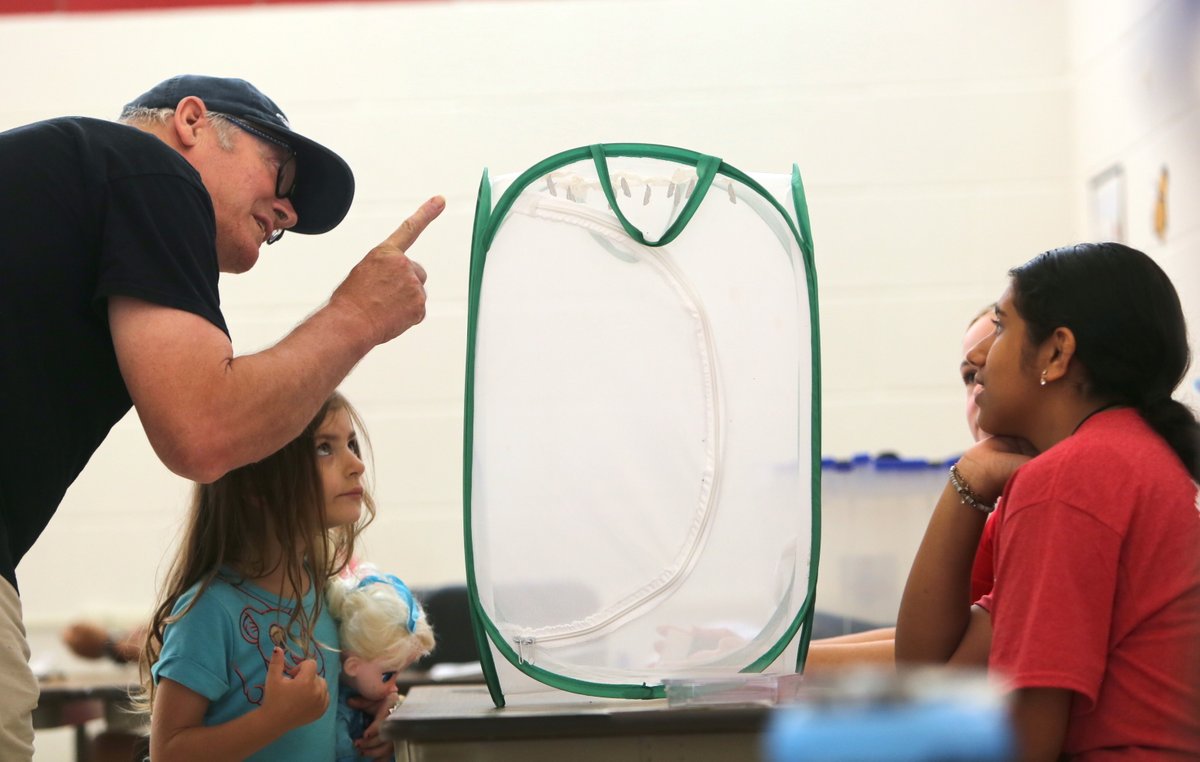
1088, 165, 1125, 243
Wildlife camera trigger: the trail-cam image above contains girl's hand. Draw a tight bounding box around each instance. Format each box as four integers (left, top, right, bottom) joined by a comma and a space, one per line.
955, 435, 1038, 503
262, 648, 329, 731
348, 690, 400, 760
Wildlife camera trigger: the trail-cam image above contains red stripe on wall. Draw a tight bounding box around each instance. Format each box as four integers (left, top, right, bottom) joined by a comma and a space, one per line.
0, 0, 56, 12
0, 0, 429, 14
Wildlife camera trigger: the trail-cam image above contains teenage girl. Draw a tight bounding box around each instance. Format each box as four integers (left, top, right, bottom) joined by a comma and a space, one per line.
140, 392, 393, 760
897, 243, 1200, 759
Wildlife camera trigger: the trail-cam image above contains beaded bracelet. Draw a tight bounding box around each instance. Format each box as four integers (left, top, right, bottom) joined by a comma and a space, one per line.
948, 463, 995, 514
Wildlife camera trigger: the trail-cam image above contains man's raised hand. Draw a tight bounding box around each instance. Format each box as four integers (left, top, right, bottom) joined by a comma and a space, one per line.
331, 196, 446, 347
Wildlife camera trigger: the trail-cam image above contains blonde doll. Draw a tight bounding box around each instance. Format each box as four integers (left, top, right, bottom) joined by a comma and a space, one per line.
327, 564, 435, 762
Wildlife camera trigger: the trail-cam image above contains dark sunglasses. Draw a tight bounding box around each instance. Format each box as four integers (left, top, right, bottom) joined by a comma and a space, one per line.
221, 115, 297, 244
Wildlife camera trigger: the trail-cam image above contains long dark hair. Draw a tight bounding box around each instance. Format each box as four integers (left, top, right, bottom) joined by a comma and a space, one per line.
1010, 242, 1198, 479
139, 392, 376, 706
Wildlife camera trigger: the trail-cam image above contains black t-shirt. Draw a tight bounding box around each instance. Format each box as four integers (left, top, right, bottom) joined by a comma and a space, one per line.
0, 117, 228, 591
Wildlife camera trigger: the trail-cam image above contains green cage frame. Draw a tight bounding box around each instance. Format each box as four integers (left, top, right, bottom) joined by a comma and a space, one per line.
462, 143, 822, 707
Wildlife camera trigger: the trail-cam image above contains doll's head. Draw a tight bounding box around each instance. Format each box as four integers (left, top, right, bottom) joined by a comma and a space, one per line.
327, 565, 436, 700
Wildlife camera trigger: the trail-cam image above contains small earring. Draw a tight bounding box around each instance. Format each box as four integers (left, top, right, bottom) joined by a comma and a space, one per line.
1040, 370, 1048, 387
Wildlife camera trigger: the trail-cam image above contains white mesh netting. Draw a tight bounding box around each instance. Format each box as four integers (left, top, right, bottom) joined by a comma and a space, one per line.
467, 148, 817, 700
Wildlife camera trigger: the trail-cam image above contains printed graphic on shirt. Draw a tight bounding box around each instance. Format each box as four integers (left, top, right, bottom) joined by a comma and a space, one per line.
232, 582, 327, 705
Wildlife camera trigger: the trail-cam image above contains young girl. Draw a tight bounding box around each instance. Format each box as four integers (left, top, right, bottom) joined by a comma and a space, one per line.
141, 392, 389, 761
326, 563, 435, 761
897, 243, 1200, 759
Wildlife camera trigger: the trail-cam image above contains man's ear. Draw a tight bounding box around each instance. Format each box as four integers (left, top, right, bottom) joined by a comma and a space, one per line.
1041, 326, 1077, 384
170, 96, 208, 148
342, 654, 362, 677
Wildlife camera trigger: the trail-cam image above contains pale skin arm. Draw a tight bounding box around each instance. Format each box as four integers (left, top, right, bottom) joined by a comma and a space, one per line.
804, 627, 896, 674
110, 197, 444, 483
816, 626, 895, 645
806, 609, 994, 676
151, 649, 329, 762
804, 638, 895, 675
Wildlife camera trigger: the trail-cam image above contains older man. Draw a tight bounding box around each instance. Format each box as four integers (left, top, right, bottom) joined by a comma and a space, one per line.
0, 74, 443, 759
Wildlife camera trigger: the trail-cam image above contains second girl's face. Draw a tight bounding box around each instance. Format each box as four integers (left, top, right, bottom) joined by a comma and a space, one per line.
966, 286, 1044, 439
315, 407, 365, 529
960, 314, 993, 443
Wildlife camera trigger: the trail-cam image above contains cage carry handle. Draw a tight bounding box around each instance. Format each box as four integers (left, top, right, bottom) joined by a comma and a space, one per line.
589, 144, 721, 248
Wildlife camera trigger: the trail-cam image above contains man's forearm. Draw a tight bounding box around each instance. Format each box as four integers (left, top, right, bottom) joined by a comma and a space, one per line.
112, 296, 379, 483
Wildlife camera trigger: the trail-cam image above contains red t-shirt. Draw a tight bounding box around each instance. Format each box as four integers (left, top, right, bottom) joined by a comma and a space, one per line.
977, 408, 1200, 758
971, 514, 996, 603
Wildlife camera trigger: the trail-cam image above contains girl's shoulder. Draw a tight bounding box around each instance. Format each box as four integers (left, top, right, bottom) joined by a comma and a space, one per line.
1033, 408, 1158, 471
1009, 408, 1193, 523
1061, 408, 1187, 482
170, 572, 258, 618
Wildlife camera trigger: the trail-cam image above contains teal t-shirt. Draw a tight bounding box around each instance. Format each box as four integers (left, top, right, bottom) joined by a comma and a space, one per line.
153, 569, 340, 761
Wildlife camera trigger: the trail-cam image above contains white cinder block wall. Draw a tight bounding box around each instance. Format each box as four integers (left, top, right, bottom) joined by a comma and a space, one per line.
1069, 0, 1200, 413
6, 0, 1193, 657
4, 0, 1075, 630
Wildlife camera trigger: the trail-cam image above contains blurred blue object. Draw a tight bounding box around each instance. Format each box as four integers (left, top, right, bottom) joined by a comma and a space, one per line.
819, 452, 962, 471
764, 699, 1013, 761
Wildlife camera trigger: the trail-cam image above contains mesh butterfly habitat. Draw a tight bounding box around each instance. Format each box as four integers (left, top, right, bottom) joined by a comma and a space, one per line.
463, 143, 820, 707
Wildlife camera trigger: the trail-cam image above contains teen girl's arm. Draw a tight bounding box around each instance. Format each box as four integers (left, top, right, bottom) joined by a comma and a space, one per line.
895, 438, 1032, 664
109, 197, 443, 484
895, 479, 991, 663
151, 648, 328, 761
1012, 687, 1071, 761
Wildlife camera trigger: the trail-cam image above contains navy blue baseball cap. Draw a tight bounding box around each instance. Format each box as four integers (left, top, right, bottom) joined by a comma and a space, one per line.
123, 74, 355, 236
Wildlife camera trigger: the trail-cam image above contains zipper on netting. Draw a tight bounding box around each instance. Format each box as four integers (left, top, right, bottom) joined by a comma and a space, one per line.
499, 193, 725, 648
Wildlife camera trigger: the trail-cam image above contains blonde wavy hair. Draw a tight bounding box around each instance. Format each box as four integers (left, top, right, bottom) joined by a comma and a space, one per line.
326, 569, 435, 669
